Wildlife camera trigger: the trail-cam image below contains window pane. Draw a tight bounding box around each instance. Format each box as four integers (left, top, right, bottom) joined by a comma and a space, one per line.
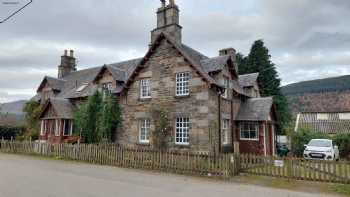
176, 72, 190, 96
240, 123, 259, 140
175, 117, 190, 144
139, 119, 150, 143
140, 79, 151, 98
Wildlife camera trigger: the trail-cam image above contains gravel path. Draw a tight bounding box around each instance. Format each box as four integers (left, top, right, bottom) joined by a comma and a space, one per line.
0, 153, 339, 197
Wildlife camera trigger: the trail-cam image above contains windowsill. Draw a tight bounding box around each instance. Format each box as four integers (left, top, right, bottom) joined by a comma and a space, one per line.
139, 97, 152, 102
137, 142, 150, 146
221, 97, 231, 101
240, 138, 259, 141
175, 143, 190, 147
174, 95, 190, 99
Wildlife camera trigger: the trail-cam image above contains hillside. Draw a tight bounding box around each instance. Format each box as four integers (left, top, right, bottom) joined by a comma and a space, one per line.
282, 75, 350, 115
0, 100, 27, 115
0, 100, 27, 126
282, 75, 350, 95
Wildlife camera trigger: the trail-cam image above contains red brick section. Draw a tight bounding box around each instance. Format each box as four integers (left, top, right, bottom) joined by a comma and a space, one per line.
236, 123, 264, 155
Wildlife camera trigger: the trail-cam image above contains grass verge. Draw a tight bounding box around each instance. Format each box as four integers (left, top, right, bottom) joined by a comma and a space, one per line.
233, 174, 350, 196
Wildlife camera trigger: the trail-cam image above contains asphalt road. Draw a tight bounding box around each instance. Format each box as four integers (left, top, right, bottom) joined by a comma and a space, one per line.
0, 153, 338, 197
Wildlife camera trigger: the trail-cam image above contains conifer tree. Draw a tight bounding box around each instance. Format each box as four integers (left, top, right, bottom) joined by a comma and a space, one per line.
237, 40, 291, 132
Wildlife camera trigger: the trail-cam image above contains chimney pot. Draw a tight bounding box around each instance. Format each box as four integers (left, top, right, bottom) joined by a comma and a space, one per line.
69, 50, 74, 57
64, 50, 68, 56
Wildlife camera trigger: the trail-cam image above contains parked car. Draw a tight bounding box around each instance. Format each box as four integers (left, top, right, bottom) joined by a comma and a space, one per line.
303, 139, 339, 161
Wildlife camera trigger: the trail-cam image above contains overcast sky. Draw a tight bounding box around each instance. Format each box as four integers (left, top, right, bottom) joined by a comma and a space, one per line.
0, 0, 349, 103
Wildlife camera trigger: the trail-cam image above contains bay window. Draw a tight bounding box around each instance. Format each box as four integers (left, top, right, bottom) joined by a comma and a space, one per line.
222, 119, 230, 145
63, 120, 73, 136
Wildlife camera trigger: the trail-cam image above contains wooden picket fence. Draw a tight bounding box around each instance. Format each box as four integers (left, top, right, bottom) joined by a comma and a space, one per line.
0, 141, 349, 184
0, 141, 238, 178
239, 154, 350, 184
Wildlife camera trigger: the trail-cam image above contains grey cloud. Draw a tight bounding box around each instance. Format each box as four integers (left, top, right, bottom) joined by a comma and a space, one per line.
0, 0, 349, 102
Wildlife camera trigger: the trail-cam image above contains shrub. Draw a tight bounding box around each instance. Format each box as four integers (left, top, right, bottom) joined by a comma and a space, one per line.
0, 126, 24, 140
290, 127, 328, 157
333, 133, 350, 159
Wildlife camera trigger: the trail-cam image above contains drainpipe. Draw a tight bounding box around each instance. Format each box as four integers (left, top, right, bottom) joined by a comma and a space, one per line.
218, 94, 221, 153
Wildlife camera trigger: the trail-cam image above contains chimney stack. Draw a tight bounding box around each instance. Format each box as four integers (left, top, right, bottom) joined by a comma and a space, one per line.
69, 50, 74, 57
220, 48, 237, 61
151, 0, 182, 45
58, 49, 77, 79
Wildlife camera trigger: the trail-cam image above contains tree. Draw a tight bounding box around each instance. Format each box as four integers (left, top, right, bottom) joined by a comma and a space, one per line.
236, 53, 249, 75
74, 91, 123, 143
22, 100, 42, 140
237, 40, 291, 133
74, 91, 103, 143
98, 93, 122, 142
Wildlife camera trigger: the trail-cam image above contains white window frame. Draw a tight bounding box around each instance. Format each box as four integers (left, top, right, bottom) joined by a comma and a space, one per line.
175, 117, 190, 145
40, 120, 45, 136
102, 82, 113, 94
240, 123, 259, 141
222, 77, 229, 99
139, 119, 151, 144
222, 119, 230, 145
54, 120, 60, 136
176, 72, 190, 96
140, 79, 151, 99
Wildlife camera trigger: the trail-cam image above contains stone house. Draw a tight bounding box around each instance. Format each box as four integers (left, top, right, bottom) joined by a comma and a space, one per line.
37, 1, 277, 155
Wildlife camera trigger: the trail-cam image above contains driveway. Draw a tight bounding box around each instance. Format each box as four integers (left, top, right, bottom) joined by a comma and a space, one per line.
0, 153, 338, 197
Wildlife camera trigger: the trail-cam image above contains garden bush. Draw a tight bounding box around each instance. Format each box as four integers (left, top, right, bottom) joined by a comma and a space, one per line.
290, 128, 328, 157
0, 126, 24, 140
290, 128, 350, 159
333, 133, 350, 159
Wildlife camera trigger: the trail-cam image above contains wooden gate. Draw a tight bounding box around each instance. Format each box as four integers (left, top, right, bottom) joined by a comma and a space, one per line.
239, 154, 350, 184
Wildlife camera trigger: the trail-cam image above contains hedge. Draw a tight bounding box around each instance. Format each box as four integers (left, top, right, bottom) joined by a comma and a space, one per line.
0, 126, 24, 140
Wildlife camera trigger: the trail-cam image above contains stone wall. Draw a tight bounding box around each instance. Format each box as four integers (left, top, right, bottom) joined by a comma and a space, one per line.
117, 39, 215, 152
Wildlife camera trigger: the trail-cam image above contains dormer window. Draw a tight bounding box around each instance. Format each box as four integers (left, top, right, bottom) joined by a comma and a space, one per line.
222, 77, 229, 99
102, 82, 113, 94
140, 79, 151, 99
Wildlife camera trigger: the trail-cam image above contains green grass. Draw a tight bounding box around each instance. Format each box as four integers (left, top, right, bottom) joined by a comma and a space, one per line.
329, 184, 350, 196
235, 175, 350, 196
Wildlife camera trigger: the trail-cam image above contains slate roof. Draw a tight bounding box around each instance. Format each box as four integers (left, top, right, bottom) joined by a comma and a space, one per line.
37, 76, 66, 92
37, 32, 256, 101
200, 55, 231, 73
237, 97, 274, 121
239, 73, 259, 87
296, 112, 350, 134
41, 98, 75, 119
40, 58, 142, 99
